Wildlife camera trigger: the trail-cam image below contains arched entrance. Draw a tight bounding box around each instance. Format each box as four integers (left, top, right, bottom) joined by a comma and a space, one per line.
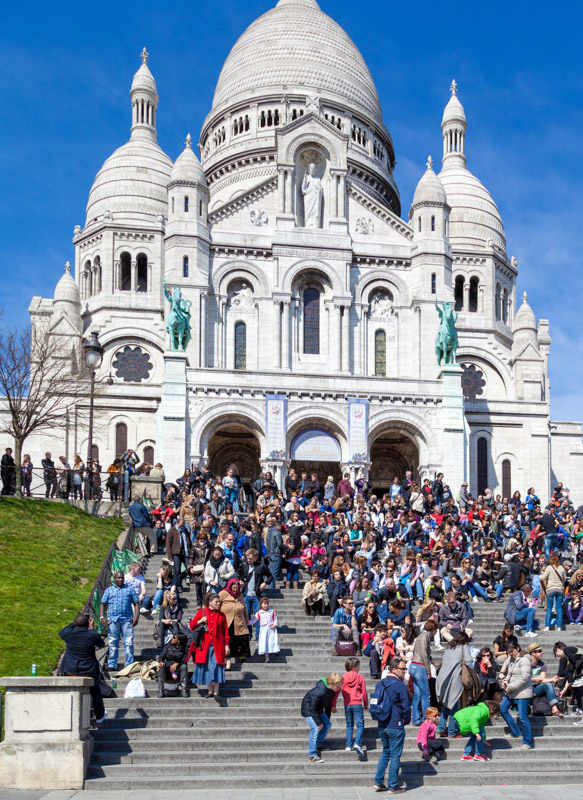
369, 429, 420, 496
208, 422, 261, 486
289, 428, 342, 489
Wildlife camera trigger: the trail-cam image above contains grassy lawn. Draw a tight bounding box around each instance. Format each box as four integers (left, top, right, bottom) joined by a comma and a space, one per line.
0, 498, 124, 678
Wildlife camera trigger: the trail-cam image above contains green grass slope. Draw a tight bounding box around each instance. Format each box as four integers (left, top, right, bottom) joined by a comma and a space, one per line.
0, 498, 124, 678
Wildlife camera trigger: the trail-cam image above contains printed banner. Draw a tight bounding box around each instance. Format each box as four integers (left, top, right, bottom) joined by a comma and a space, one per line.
265, 394, 287, 457
348, 398, 369, 460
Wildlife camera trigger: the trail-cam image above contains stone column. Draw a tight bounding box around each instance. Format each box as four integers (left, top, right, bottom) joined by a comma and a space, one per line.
278, 168, 286, 214
156, 351, 189, 480
298, 297, 304, 358
338, 174, 346, 218
273, 300, 281, 369
342, 304, 350, 373
285, 168, 293, 216
439, 364, 466, 494
361, 308, 369, 376
335, 304, 342, 373
113, 260, 120, 292
200, 292, 207, 368
131, 260, 137, 293
282, 300, 291, 371
0, 677, 93, 790
463, 281, 470, 312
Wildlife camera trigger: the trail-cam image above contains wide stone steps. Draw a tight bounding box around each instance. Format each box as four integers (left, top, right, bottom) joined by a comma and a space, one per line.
85, 553, 583, 790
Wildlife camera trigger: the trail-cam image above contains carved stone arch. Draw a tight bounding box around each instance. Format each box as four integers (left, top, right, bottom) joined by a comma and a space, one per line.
368, 409, 439, 469
353, 269, 412, 307
192, 402, 266, 459
113, 243, 155, 259
456, 346, 512, 396
212, 260, 270, 297
100, 329, 163, 351
107, 413, 136, 459
284, 131, 342, 169
282, 259, 343, 296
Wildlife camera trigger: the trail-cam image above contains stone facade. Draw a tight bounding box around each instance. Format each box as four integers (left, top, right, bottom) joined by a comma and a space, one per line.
7, 0, 581, 503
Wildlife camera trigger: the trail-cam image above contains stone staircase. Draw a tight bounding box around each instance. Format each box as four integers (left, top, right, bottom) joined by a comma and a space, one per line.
86, 555, 583, 790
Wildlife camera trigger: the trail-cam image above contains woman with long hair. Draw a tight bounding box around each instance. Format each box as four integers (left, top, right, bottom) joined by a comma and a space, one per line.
435, 631, 474, 736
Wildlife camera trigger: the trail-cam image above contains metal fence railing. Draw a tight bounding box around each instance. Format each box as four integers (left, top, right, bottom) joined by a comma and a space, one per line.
15, 467, 128, 502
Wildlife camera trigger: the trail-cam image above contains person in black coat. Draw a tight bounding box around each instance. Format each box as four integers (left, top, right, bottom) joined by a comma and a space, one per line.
0, 448, 15, 495
301, 673, 344, 762
59, 614, 106, 722
157, 632, 189, 697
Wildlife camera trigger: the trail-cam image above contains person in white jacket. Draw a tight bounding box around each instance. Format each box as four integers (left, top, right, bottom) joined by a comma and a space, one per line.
204, 545, 235, 593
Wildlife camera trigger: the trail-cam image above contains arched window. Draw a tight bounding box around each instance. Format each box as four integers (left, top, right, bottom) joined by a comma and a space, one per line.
431, 215, 435, 232
199, 199, 203, 217
502, 288, 508, 323
454, 275, 464, 311
184, 196, 189, 213
469, 276, 479, 313
374, 330, 386, 377
120, 252, 131, 292
431, 273, 436, 295
418, 217, 422, 232
502, 459, 512, 499
143, 445, 154, 465
115, 422, 128, 458
91, 444, 99, 462
303, 288, 320, 355
137, 254, 148, 293
183, 256, 189, 278
495, 283, 501, 320
171, 197, 175, 214
93, 256, 101, 295
234, 321, 246, 370
84, 260, 92, 297
477, 437, 488, 495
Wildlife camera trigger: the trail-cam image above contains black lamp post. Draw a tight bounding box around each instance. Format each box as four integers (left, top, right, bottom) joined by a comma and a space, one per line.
83, 330, 104, 467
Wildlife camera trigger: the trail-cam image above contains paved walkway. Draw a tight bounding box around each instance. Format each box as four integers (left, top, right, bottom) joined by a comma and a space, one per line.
4, 785, 582, 800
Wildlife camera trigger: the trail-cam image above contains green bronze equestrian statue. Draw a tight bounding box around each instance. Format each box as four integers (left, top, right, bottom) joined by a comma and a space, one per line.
435, 298, 458, 366
163, 278, 192, 351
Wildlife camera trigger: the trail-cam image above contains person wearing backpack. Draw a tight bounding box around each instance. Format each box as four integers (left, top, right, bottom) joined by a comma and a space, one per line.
301, 672, 344, 763
371, 657, 411, 793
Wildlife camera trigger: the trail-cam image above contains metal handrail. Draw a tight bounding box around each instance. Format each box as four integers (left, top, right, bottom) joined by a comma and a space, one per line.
17, 467, 125, 501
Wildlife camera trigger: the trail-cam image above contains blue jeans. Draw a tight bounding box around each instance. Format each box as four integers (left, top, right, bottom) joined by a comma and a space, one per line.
494, 583, 504, 599
225, 486, 239, 512
533, 682, 559, 706
345, 704, 365, 748
409, 663, 430, 725
402, 577, 424, 599
545, 534, 558, 560
244, 595, 260, 640
469, 582, 490, 601
306, 713, 331, 757
286, 562, 300, 582
545, 591, 564, 629
374, 727, 406, 789
500, 696, 533, 747
514, 607, 537, 632
462, 724, 485, 756
152, 588, 164, 611
437, 700, 459, 736
107, 617, 134, 669
268, 555, 282, 584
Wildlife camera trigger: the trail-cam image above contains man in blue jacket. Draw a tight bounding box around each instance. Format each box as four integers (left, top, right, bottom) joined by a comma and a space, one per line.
504, 584, 539, 637
373, 658, 411, 793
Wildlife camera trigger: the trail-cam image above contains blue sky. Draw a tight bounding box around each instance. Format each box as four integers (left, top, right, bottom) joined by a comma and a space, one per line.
1, 0, 582, 421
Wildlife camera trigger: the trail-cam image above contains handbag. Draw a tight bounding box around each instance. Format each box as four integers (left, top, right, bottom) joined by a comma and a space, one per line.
532, 695, 553, 716
191, 609, 207, 650
335, 640, 357, 657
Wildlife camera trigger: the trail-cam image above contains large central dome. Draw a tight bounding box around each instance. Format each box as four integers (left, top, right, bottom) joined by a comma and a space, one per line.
211, 0, 383, 122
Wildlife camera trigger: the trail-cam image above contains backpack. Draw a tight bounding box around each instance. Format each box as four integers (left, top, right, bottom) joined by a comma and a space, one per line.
369, 677, 394, 723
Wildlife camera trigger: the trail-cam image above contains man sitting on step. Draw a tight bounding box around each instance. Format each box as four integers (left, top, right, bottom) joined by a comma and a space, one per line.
157, 631, 189, 698
331, 596, 360, 654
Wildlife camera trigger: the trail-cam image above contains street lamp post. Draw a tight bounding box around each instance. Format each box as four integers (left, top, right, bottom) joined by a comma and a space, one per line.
83, 331, 105, 470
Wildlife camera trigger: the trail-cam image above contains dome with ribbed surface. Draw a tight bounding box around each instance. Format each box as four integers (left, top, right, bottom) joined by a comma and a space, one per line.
54, 263, 80, 306
439, 164, 506, 251
86, 139, 173, 226
411, 158, 447, 208
170, 135, 207, 186
211, 0, 382, 122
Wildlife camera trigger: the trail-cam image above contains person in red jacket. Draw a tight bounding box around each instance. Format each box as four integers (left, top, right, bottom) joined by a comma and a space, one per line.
334, 657, 369, 758
189, 593, 230, 701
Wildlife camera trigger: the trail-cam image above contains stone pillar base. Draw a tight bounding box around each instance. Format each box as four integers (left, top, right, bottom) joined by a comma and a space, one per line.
0, 677, 93, 790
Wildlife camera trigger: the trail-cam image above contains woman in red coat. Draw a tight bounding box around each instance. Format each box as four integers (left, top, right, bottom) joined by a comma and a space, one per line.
189, 592, 230, 699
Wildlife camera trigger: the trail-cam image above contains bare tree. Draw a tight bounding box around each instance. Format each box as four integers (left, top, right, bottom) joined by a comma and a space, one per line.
0, 325, 87, 498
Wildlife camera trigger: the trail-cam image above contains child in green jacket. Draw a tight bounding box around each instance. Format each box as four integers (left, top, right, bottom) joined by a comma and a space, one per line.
454, 701, 500, 761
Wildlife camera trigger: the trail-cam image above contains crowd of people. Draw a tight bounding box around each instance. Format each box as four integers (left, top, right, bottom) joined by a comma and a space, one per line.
52, 455, 583, 791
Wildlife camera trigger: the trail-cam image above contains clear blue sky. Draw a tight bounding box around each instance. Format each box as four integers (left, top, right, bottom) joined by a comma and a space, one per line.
1, 0, 582, 422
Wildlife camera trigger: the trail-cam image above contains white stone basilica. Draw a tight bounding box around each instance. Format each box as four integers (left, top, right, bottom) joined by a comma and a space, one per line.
22, 0, 583, 501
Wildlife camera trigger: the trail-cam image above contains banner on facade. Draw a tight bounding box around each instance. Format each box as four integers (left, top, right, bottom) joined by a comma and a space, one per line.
348, 398, 369, 461
265, 394, 287, 457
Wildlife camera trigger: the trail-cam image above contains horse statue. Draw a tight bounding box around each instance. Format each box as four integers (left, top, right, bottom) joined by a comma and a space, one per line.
435, 298, 459, 366
163, 278, 192, 351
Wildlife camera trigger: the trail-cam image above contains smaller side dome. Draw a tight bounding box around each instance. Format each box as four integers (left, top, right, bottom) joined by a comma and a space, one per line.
170, 134, 207, 186
411, 156, 447, 210
513, 292, 537, 335
54, 262, 81, 306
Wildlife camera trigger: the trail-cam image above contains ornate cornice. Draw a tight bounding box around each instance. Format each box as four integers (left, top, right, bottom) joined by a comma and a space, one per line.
208, 176, 278, 224
347, 181, 413, 240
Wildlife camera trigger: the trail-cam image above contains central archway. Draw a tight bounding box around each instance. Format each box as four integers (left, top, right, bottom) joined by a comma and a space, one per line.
289, 428, 342, 489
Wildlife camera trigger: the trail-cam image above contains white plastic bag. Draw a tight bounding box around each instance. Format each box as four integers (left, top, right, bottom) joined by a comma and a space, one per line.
124, 676, 147, 698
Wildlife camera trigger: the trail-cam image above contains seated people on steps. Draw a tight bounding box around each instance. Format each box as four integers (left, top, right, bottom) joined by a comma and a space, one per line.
157, 631, 189, 698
